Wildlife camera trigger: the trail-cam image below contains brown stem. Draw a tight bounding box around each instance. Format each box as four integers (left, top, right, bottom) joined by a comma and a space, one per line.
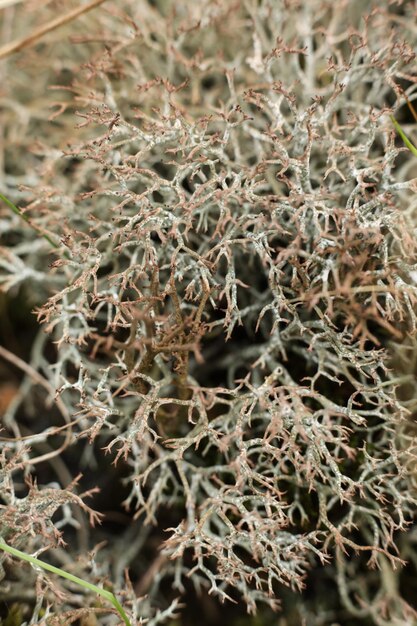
0, 0, 108, 60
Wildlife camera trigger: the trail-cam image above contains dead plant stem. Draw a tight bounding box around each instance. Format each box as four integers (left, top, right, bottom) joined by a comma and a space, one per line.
0, 0, 108, 60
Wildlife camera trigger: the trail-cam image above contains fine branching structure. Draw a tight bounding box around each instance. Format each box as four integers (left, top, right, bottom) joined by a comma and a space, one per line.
1, 1, 417, 625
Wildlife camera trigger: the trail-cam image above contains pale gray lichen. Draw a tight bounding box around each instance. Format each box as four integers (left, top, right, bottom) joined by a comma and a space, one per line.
1, 1, 417, 625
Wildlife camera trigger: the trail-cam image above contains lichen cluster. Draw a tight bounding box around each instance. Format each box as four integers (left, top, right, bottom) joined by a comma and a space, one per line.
1, 1, 417, 625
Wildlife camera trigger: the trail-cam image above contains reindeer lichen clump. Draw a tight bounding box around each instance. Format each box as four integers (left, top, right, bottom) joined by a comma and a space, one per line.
1, 1, 417, 624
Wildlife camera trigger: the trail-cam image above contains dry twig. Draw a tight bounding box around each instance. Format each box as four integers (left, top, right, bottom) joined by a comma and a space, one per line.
0, 0, 108, 60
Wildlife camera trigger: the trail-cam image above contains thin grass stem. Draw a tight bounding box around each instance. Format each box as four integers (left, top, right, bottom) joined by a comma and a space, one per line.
0, 192, 68, 254
390, 115, 417, 157
0, 541, 132, 626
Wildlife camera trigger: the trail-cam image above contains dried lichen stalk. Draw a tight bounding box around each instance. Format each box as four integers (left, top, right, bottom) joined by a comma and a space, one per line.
1, 1, 417, 625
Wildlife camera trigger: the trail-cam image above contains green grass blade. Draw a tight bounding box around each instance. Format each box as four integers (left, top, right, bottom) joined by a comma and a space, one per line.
390, 115, 417, 157
0, 541, 132, 626
0, 192, 63, 251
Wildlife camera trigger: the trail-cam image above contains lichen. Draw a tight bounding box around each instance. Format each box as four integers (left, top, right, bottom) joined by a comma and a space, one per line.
1, 1, 417, 625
